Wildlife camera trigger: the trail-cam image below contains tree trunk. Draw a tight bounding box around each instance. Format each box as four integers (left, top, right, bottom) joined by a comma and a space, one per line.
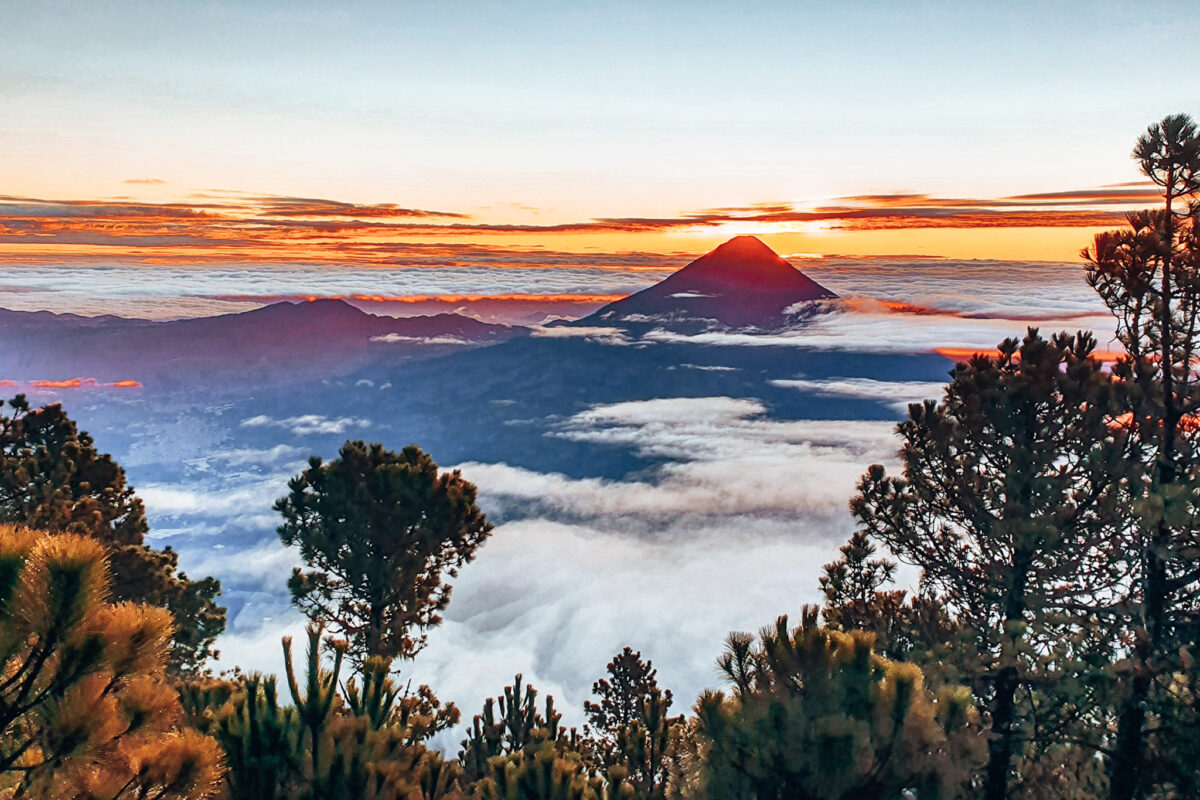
367, 600, 385, 659
1109, 551, 1165, 800
984, 556, 1030, 800
984, 664, 1021, 800
1110, 180, 1177, 800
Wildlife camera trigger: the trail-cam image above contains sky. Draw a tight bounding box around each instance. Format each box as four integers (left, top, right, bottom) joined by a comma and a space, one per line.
3, 0, 1199, 285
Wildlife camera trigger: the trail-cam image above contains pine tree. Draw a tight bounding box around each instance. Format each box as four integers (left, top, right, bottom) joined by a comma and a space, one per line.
469, 737, 600, 800
819, 531, 896, 616
0, 395, 226, 674
585, 648, 669, 736
584, 648, 680, 800
282, 624, 464, 800
694, 608, 983, 800
1082, 112, 1200, 800
1138, 646, 1200, 798
0, 523, 224, 799
193, 624, 464, 800
852, 330, 1129, 800
458, 676, 608, 800
459, 674, 571, 786
819, 531, 962, 675
208, 674, 302, 800
276, 441, 492, 664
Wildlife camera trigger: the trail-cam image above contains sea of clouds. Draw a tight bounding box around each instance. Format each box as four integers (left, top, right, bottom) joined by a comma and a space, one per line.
153, 396, 912, 733
0, 256, 676, 319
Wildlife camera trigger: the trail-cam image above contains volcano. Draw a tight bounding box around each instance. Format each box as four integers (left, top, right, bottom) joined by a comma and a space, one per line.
585, 235, 836, 330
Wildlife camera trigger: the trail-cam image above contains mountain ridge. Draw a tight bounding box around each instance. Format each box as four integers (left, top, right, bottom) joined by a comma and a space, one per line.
0, 300, 530, 389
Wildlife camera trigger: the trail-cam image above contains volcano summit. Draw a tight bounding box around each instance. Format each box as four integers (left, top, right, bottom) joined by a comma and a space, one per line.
586, 235, 837, 330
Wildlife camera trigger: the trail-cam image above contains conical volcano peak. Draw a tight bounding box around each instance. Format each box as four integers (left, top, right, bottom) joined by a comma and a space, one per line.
583, 235, 837, 330
710, 235, 781, 259
685, 235, 799, 283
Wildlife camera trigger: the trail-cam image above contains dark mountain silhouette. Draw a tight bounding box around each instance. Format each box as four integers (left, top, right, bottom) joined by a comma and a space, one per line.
584, 235, 836, 329
0, 300, 529, 390
156, 299, 523, 346
0, 309, 151, 330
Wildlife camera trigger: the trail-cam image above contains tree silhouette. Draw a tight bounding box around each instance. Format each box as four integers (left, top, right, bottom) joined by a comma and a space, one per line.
819, 531, 961, 673
585, 647, 669, 737
0, 394, 226, 674
276, 441, 492, 664
819, 531, 896, 615
1083, 112, 1200, 800
585, 648, 680, 799
853, 330, 1129, 800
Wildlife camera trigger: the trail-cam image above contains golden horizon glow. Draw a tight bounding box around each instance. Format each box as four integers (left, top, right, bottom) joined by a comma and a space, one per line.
0, 183, 1157, 267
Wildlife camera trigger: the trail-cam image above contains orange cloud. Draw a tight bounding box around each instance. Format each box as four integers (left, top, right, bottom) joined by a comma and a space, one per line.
934, 347, 1122, 363
340, 292, 625, 304
0, 181, 1160, 267
840, 297, 953, 316
251, 196, 470, 219
212, 292, 625, 305
31, 378, 99, 388
17, 378, 141, 389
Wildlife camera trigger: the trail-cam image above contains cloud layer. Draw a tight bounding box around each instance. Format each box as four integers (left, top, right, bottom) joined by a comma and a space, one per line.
241, 413, 372, 436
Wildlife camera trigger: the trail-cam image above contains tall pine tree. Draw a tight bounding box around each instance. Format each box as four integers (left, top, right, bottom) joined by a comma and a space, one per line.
853, 330, 1129, 800
276, 441, 492, 664
1082, 112, 1200, 800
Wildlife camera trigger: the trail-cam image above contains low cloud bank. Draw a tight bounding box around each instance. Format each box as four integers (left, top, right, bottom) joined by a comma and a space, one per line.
370, 334, 473, 345
769, 377, 947, 410
241, 413, 372, 436
531, 325, 631, 345
643, 308, 1117, 355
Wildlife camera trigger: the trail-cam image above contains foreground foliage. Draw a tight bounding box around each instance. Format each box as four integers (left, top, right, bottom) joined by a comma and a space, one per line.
0, 523, 222, 799
183, 624, 461, 800
691, 609, 984, 800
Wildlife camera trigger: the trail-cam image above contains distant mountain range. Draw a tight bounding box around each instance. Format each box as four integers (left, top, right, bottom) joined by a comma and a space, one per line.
0, 300, 529, 389
0, 236, 845, 391
585, 235, 836, 330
